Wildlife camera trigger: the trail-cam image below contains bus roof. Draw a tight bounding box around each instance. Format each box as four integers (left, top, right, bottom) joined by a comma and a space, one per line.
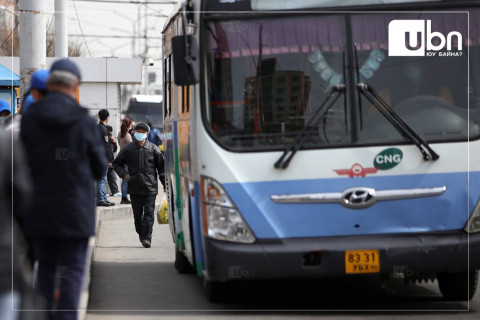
130, 95, 163, 104
202, 0, 478, 12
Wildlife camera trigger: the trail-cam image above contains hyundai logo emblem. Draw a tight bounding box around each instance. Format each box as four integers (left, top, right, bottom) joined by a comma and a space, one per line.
341, 187, 376, 209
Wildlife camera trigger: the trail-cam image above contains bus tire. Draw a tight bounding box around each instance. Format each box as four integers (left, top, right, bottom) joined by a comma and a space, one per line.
438, 270, 479, 301
203, 278, 230, 303
174, 250, 195, 274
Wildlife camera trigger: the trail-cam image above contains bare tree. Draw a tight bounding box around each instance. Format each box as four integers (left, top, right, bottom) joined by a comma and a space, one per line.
0, 1, 84, 57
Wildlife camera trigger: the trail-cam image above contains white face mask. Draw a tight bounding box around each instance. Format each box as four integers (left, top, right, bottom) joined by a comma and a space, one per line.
134, 132, 148, 141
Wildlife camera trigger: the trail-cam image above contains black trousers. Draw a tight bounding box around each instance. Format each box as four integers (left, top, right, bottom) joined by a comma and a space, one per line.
130, 194, 156, 242
107, 167, 119, 195
33, 237, 89, 320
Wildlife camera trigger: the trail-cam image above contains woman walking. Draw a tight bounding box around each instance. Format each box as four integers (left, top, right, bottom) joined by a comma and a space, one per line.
117, 118, 133, 204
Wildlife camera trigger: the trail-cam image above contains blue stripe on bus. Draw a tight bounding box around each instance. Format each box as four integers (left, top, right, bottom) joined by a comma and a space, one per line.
191, 181, 204, 275
222, 171, 480, 239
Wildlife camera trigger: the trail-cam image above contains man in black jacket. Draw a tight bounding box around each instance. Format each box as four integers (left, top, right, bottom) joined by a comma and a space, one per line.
97, 109, 115, 206
21, 59, 108, 320
113, 122, 165, 248
106, 125, 120, 196
0, 128, 32, 319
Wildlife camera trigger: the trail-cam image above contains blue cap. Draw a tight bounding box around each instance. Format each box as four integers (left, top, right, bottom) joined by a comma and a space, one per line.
30, 69, 49, 90
0, 100, 11, 113
23, 94, 35, 111
50, 59, 81, 81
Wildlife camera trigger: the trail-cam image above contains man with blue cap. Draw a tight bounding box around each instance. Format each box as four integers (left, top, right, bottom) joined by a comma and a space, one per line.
29, 69, 49, 102
21, 59, 107, 320
6, 69, 49, 139
0, 100, 11, 125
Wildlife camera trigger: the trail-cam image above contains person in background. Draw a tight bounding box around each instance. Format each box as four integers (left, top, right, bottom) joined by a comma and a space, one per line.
29, 69, 49, 102
21, 59, 108, 320
7, 69, 49, 138
147, 122, 162, 147
106, 125, 121, 197
113, 122, 165, 248
0, 125, 33, 320
97, 109, 115, 207
0, 100, 11, 125
117, 118, 133, 204
129, 120, 136, 139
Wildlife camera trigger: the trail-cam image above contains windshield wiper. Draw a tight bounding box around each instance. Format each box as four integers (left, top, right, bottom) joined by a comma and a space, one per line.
274, 85, 346, 169
357, 83, 439, 161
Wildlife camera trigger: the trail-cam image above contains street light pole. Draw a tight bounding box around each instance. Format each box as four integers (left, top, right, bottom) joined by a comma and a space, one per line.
55, 0, 68, 57
19, 0, 46, 97
144, 1, 149, 95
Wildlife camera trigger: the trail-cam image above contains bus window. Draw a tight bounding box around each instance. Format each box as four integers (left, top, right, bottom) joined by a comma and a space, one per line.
186, 86, 190, 113
166, 55, 172, 118
182, 86, 186, 114
206, 12, 478, 151
206, 15, 348, 149
350, 13, 475, 144
164, 58, 169, 118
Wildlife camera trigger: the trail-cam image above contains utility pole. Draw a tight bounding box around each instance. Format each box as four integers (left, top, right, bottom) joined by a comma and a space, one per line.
55, 0, 68, 57
19, 0, 46, 96
143, 1, 149, 95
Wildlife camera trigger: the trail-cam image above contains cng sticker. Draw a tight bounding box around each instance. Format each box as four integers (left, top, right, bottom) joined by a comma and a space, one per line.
374, 148, 403, 170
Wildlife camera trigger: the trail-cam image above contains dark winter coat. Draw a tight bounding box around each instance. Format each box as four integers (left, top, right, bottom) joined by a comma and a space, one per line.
0, 130, 31, 294
98, 122, 115, 163
113, 139, 165, 195
20, 91, 108, 238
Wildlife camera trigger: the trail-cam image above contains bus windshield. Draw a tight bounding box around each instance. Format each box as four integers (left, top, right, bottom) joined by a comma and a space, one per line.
205, 12, 480, 151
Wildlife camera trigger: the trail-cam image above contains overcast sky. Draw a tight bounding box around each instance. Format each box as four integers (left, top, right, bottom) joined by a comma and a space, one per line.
43, 0, 178, 60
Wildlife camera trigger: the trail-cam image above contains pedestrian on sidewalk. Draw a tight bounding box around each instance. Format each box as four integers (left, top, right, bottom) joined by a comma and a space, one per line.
147, 121, 162, 147
113, 122, 166, 248
20, 59, 108, 320
0, 127, 35, 320
6, 69, 49, 139
0, 100, 11, 126
106, 125, 121, 197
97, 109, 115, 207
117, 118, 133, 204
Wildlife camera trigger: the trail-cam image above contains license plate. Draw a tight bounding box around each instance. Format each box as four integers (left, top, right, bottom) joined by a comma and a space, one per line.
345, 250, 380, 274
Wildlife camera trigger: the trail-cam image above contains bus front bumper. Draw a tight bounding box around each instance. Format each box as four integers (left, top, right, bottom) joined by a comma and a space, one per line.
203, 231, 480, 281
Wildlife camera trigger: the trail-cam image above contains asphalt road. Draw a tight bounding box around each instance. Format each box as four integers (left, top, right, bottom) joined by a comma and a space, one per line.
87, 214, 480, 319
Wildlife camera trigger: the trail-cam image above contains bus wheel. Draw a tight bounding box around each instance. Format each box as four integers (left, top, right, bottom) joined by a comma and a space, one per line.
174, 250, 195, 274
203, 278, 230, 303
438, 270, 479, 301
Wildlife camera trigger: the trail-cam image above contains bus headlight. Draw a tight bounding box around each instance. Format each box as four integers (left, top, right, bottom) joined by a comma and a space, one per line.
201, 176, 256, 244
465, 198, 480, 233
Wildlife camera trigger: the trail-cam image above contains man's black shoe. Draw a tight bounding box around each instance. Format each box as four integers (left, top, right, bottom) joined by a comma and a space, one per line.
141, 240, 151, 248
120, 197, 131, 204
107, 201, 115, 206
96, 201, 110, 207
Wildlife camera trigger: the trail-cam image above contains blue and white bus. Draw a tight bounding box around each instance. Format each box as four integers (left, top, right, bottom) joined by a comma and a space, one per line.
162, 0, 480, 301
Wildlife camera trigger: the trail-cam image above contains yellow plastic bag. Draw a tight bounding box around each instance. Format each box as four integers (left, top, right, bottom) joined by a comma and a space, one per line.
157, 198, 168, 224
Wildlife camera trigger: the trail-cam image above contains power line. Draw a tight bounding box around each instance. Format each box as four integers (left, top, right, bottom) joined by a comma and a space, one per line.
46, 15, 54, 35
0, 22, 18, 51
72, 0, 91, 57
69, 0, 177, 4
68, 34, 162, 39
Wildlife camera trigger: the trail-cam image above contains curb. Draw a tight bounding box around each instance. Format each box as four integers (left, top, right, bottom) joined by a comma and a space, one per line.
78, 202, 161, 320
78, 204, 132, 320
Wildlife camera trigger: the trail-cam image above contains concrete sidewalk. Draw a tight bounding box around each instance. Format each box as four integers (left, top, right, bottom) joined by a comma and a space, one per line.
79, 193, 167, 320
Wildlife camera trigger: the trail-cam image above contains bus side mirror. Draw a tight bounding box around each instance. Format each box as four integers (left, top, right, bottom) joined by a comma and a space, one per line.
172, 34, 199, 86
